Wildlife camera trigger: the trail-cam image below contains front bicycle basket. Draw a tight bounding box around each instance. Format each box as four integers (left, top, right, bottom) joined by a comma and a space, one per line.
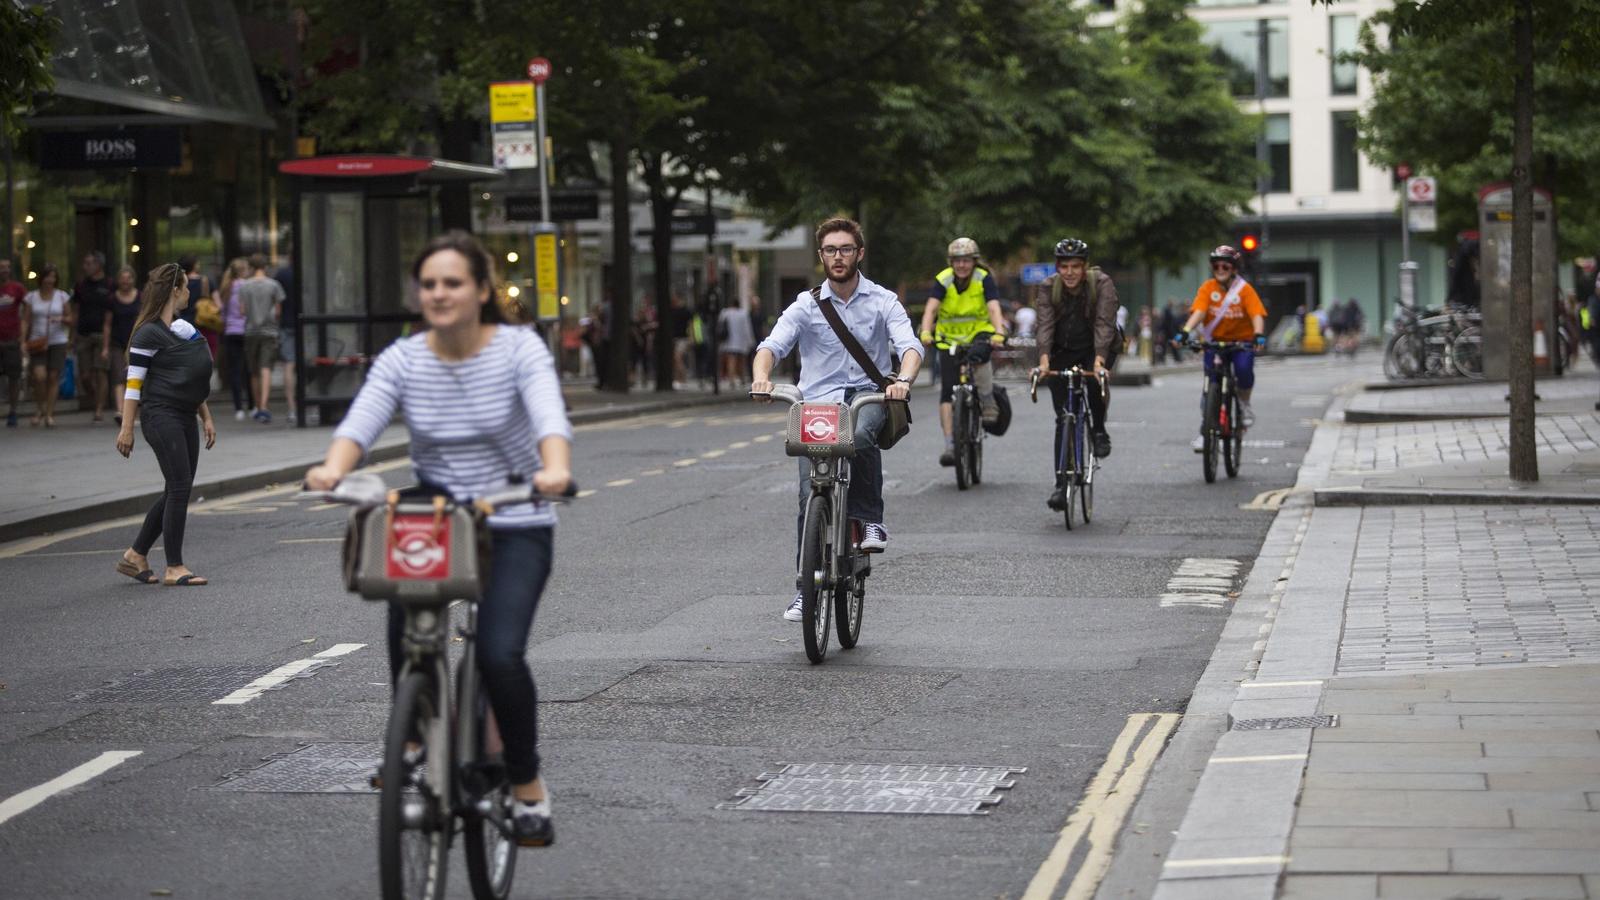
345, 496, 489, 605
785, 401, 857, 458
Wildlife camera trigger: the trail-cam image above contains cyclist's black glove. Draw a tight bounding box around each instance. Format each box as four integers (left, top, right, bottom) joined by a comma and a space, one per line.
1254, 334, 1267, 350
1172, 329, 1188, 346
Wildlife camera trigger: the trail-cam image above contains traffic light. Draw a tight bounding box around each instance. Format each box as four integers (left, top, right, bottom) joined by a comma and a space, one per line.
1240, 234, 1259, 252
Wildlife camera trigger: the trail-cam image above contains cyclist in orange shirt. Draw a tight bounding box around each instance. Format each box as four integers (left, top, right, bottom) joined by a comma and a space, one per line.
1172, 245, 1267, 451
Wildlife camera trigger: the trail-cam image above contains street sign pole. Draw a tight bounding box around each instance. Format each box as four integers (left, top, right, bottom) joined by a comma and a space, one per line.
526, 57, 557, 324
1397, 163, 1414, 310
535, 80, 550, 224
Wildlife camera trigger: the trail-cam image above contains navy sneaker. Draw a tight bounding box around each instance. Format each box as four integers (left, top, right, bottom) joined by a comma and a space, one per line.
783, 594, 804, 622
859, 523, 888, 553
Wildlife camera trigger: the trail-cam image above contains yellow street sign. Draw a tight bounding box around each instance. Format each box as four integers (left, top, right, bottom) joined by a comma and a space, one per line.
489, 82, 536, 124
535, 232, 559, 319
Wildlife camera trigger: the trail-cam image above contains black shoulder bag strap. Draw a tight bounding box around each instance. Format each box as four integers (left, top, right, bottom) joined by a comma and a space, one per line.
811, 285, 890, 387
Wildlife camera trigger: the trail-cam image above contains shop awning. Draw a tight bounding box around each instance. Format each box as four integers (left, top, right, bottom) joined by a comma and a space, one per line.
41, 0, 273, 130
280, 156, 506, 184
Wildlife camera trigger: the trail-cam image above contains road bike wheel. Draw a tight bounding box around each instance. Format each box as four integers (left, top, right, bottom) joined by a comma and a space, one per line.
380, 671, 450, 900
834, 563, 864, 650
799, 493, 832, 664
463, 680, 517, 900
1223, 390, 1241, 478
953, 393, 971, 491
1449, 326, 1483, 380
970, 398, 984, 485
1383, 332, 1419, 380
1080, 431, 1094, 525
1202, 382, 1220, 484
1062, 424, 1077, 531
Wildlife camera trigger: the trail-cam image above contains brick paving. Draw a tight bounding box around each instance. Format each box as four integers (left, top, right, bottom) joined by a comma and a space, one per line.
1331, 415, 1600, 475
1338, 507, 1600, 674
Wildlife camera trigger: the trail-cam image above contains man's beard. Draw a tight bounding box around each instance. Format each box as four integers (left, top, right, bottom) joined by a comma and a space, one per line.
827, 260, 861, 284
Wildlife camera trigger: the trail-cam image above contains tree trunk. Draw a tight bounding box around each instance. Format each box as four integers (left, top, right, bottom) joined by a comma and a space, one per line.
1508, 0, 1538, 482
644, 154, 679, 392
605, 132, 633, 394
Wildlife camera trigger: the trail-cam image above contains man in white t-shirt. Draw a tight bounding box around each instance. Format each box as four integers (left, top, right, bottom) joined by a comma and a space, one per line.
716, 302, 754, 389
1012, 301, 1036, 339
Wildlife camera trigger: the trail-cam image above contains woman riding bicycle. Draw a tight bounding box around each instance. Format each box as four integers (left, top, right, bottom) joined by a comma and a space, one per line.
304, 231, 573, 847
1172, 245, 1268, 451
1033, 238, 1119, 511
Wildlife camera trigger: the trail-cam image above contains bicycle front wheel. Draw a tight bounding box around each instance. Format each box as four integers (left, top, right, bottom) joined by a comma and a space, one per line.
1450, 326, 1483, 380
953, 392, 971, 491
1383, 332, 1419, 380
380, 671, 451, 900
1202, 382, 1220, 484
1223, 390, 1241, 478
463, 679, 517, 900
1062, 421, 1078, 531
799, 493, 833, 663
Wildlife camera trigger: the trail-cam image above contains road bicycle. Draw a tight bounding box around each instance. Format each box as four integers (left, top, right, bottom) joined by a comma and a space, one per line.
1030, 367, 1103, 530
1383, 304, 1482, 381
946, 340, 989, 491
754, 384, 883, 663
311, 472, 575, 900
1191, 341, 1253, 483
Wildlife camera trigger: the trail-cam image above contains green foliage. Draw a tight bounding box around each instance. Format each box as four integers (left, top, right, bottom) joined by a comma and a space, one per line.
1351, 0, 1600, 254
0, 3, 59, 142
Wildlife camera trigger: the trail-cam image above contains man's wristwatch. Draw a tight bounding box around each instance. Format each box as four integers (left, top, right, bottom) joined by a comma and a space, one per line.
895, 375, 913, 385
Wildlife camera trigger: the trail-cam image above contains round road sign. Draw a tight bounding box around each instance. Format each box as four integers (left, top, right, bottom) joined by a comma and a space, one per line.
1406, 176, 1436, 204
527, 57, 552, 84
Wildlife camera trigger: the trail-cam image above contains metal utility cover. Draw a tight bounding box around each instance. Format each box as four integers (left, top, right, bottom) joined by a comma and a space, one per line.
72, 664, 279, 703
720, 763, 1025, 816
215, 742, 386, 793
1232, 715, 1339, 731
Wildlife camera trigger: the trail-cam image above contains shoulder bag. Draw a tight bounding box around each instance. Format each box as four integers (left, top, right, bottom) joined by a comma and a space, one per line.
810, 286, 912, 450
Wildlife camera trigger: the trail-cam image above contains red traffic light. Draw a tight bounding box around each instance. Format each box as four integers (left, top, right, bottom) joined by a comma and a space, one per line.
1240, 234, 1259, 252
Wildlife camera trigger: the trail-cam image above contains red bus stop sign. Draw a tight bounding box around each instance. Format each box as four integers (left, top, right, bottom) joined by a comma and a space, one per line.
1395, 162, 1413, 180
527, 57, 552, 85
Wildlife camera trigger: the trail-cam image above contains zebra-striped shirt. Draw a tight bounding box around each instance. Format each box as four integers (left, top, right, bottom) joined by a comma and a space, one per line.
334, 327, 573, 528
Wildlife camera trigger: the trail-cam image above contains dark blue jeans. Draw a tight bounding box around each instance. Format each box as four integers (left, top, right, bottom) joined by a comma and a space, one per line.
387, 525, 554, 785
795, 388, 885, 560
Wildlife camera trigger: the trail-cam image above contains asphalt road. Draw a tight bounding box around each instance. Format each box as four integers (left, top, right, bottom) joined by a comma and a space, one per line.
0, 356, 1355, 900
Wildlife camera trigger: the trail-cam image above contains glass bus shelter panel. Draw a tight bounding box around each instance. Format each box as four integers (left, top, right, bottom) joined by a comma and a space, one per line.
300, 192, 366, 317
367, 195, 430, 319
304, 321, 365, 407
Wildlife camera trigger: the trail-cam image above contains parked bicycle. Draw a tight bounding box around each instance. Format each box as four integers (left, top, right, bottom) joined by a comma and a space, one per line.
1384, 303, 1482, 381
947, 341, 989, 490
1030, 366, 1104, 530
309, 472, 576, 900
1190, 341, 1253, 483
754, 384, 883, 663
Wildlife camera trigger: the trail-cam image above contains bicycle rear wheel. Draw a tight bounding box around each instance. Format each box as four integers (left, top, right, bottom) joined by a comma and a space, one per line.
380, 671, 450, 900
1202, 382, 1220, 484
1383, 332, 1419, 380
463, 676, 517, 900
953, 392, 971, 491
1450, 326, 1483, 379
1223, 390, 1241, 478
799, 493, 833, 663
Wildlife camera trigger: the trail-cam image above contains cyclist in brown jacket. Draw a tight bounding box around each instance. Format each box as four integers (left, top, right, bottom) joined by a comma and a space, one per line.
1033, 239, 1120, 509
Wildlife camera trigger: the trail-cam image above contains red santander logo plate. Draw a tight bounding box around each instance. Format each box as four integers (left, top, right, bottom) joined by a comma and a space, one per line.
386, 515, 451, 580
800, 404, 840, 444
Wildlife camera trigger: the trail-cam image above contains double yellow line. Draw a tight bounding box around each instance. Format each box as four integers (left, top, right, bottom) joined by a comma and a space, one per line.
1023, 712, 1180, 900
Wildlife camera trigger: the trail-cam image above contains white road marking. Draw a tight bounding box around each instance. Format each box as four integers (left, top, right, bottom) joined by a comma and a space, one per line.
641, 468, 665, 476
278, 537, 344, 544
605, 479, 635, 487
1024, 713, 1180, 900
700, 449, 726, 459
673, 458, 698, 468
212, 643, 365, 705
752, 435, 773, 443
1159, 558, 1242, 608
728, 441, 750, 449
0, 751, 142, 827
575, 489, 598, 498
20, 545, 161, 558
1242, 439, 1287, 448
307, 502, 340, 511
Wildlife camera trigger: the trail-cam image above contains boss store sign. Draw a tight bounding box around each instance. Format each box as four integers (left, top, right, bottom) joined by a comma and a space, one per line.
39, 127, 182, 170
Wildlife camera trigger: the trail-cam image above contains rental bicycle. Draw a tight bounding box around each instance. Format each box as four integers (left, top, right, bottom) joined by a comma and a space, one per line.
754, 384, 883, 663
1031, 367, 1104, 530
1191, 340, 1252, 483
310, 472, 575, 900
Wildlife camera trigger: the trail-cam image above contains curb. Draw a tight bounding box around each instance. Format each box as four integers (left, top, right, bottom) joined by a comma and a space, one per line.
1341, 407, 1503, 424
1314, 486, 1600, 507
0, 392, 742, 545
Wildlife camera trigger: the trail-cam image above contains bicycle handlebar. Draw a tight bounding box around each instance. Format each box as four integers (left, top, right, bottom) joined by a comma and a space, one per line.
750, 385, 887, 417
1029, 367, 1106, 404
300, 471, 578, 511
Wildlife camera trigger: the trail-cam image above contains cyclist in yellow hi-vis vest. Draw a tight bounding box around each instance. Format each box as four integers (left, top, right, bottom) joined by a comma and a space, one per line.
919, 237, 1009, 467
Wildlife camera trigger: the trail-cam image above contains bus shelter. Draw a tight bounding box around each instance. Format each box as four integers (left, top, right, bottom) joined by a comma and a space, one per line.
279, 155, 504, 425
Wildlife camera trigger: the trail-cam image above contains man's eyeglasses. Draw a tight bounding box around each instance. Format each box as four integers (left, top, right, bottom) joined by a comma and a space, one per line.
819, 245, 859, 258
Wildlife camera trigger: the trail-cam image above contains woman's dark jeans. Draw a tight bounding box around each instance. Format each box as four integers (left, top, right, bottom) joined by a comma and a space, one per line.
387, 526, 554, 786
132, 408, 200, 566
222, 334, 248, 410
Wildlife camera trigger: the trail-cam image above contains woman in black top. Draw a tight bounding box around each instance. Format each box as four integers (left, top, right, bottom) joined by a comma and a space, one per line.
115, 263, 217, 586
109, 265, 142, 417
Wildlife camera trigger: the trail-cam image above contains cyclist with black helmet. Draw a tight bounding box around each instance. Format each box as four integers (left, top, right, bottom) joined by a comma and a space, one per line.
1172, 245, 1268, 451
919, 237, 1008, 467
1034, 238, 1119, 510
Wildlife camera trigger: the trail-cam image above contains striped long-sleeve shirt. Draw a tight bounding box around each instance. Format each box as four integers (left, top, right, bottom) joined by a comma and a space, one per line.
126, 318, 213, 412
334, 327, 573, 528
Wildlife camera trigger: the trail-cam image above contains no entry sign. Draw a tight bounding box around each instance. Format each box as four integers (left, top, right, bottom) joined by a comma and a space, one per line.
527, 57, 552, 84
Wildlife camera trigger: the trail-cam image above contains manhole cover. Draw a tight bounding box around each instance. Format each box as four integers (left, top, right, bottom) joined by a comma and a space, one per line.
72, 664, 277, 703
719, 763, 1025, 816
215, 742, 387, 793
1232, 715, 1338, 731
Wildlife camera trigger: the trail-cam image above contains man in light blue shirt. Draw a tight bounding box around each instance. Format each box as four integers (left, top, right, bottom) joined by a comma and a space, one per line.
752, 217, 922, 622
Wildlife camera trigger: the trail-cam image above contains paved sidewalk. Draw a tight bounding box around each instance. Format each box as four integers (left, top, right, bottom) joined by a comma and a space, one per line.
0, 384, 740, 542
1147, 363, 1600, 900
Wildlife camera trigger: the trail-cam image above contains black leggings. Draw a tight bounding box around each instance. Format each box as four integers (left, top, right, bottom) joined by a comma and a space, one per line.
133, 409, 200, 566
1047, 373, 1109, 466
223, 334, 248, 411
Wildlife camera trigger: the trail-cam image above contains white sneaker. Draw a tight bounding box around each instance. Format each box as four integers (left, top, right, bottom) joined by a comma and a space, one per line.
783, 594, 804, 622
1191, 435, 1205, 453
1239, 402, 1255, 429
234, 409, 246, 421
859, 523, 888, 553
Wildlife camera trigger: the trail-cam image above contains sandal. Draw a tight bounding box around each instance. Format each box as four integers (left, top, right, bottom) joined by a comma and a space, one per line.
115, 558, 158, 584
164, 573, 209, 586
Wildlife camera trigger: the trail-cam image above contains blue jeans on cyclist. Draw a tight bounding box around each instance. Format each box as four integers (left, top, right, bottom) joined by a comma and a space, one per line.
1198, 348, 1256, 439
795, 386, 887, 559
385, 520, 554, 788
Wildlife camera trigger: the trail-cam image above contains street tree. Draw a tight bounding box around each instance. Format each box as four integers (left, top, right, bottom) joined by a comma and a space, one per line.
1, 2, 57, 262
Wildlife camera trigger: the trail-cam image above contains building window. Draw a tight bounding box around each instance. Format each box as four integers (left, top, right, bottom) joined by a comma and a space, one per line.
1265, 114, 1291, 193
1331, 112, 1360, 191
1330, 15, 1358, 95
1205, 20, 1289, 98
1192, 0, 1286, 6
